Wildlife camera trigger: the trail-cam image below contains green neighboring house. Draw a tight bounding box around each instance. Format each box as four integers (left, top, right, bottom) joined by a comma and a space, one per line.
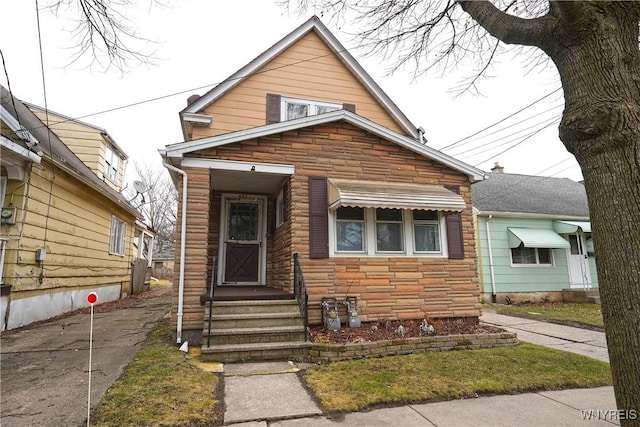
472, 165, 598, 303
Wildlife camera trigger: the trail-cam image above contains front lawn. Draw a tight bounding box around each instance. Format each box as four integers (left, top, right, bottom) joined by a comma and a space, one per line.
91, 319, 223, 427
301, 343, 612, 413
489, 303, 604, 329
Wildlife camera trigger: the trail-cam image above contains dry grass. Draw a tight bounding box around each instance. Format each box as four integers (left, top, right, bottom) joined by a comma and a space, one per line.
91, 319, 223, 426
302, 343, 612, 413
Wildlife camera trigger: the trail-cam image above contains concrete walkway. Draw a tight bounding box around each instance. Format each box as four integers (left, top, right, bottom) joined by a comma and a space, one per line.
480, 310, 609, 363
222, 312, 617, 426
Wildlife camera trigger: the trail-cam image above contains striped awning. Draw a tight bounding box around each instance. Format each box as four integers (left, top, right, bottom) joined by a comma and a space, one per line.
507, 228, 571, 249
328, 179, 466, 212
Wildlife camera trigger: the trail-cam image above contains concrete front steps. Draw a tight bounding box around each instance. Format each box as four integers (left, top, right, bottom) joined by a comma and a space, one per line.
201, 299, 310, 363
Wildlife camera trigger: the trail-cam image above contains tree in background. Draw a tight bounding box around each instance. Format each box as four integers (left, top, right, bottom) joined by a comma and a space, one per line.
128, 161, 177, 254
281, 0, 640, 419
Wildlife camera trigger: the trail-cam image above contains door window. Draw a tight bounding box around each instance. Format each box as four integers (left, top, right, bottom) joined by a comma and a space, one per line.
228, 202, 259, 241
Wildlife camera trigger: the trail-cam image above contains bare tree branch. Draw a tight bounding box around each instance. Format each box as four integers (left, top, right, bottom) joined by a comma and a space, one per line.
43, 0, 160, 72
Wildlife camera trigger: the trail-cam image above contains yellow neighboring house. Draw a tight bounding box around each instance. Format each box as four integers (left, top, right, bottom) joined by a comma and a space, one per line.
0, 85, 151, 331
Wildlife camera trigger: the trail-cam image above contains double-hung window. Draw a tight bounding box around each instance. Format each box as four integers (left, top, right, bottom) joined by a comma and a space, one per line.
511, 244, 552, 265
104, 147, 119, 182
281, 97, 341, 121
333, 207, 445, 256
110, 216, 127, 256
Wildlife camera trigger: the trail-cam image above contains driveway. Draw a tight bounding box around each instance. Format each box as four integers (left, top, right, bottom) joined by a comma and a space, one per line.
0, 288, 171, 427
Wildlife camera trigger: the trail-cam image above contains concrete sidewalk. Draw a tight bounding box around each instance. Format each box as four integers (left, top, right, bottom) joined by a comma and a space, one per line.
222, 363, 617, 427
222, 312, 617, 426
0, 288, 171, 427
480, 310, 609, 362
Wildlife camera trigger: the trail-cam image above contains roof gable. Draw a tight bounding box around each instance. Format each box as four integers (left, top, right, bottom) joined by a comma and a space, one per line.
182, 16, 418, 139
0, 85, 141, 219
472, 172, 590, 217
162, 109, 484, 182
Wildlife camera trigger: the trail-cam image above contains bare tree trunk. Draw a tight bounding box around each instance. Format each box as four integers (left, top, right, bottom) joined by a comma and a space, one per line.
549, 5, 640, 420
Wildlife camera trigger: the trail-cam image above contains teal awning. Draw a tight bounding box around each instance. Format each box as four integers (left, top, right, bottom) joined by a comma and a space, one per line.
507, 228, 571, 249
553, 220, 591, 234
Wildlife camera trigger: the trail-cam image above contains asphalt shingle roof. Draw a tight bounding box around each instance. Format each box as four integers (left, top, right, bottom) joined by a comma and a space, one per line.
472, 172, 590, 217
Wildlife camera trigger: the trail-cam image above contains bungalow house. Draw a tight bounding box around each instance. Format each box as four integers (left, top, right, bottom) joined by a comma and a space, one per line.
0, 85, 151, 330
472, 164, 598, 304
160, 16, 485, 361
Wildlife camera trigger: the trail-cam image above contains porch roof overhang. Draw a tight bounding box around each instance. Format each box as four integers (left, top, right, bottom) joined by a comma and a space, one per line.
181, 158, 294, 193
507, 228, 571, 249
553, 220, 592, 234
328, 178, 466, 212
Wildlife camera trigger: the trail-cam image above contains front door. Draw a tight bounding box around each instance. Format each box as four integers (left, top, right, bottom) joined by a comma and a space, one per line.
222, 199, 263, 285
567, 233, 592, 288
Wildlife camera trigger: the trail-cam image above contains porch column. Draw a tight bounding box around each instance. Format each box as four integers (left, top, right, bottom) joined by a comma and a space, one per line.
175, 166, 210, 343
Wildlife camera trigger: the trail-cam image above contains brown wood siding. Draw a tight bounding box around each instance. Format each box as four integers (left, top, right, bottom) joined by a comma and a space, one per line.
195, 31, 408, 139
5, 162, 135, 295
185, 121, 479, 326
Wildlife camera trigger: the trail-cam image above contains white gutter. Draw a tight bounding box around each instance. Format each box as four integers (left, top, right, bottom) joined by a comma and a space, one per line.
485, 215, 497, 302
163, 160, 188, 344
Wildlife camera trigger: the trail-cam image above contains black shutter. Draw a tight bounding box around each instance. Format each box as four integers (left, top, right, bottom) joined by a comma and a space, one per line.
309, 176, 329, 259
444, 185, 465, 259
343, 103, 356, 113
266, 93, 281, 124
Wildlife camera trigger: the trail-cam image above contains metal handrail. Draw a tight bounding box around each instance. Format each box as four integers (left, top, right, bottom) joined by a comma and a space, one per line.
293, 252, 309, 341
206, 253, 217, 347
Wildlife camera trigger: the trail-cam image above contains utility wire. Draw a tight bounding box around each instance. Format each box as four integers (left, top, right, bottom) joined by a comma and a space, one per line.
36, 0, 56, 284
444, 103, 563, 155
438, 87, 562, 152
452, 114, 561, 158
472, 117, 561, 168
0, 48, 24, 126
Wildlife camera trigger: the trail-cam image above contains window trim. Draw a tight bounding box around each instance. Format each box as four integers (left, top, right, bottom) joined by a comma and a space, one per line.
109, 216, 127, 256
509, 244, 554, 267
275, 189, 285, 228
0, 176, 7, 206
330, 207, 448, 257
280, 96, 341, 121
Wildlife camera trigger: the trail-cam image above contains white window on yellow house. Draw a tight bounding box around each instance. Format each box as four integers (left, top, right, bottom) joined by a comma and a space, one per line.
281, 96, 341, 121
104, 146, 119, 182
109, 216, 127, 256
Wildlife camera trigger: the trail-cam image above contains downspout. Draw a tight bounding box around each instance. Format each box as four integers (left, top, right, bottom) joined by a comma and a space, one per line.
485, 215, 497, 303
162, 160, 187, 344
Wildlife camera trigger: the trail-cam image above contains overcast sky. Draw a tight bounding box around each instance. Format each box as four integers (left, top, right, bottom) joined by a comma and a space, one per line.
1, 0, 581, 182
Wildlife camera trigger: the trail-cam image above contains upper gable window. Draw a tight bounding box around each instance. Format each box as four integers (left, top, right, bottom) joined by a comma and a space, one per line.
281, 97, 341, 121
104, 146, 120, 182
